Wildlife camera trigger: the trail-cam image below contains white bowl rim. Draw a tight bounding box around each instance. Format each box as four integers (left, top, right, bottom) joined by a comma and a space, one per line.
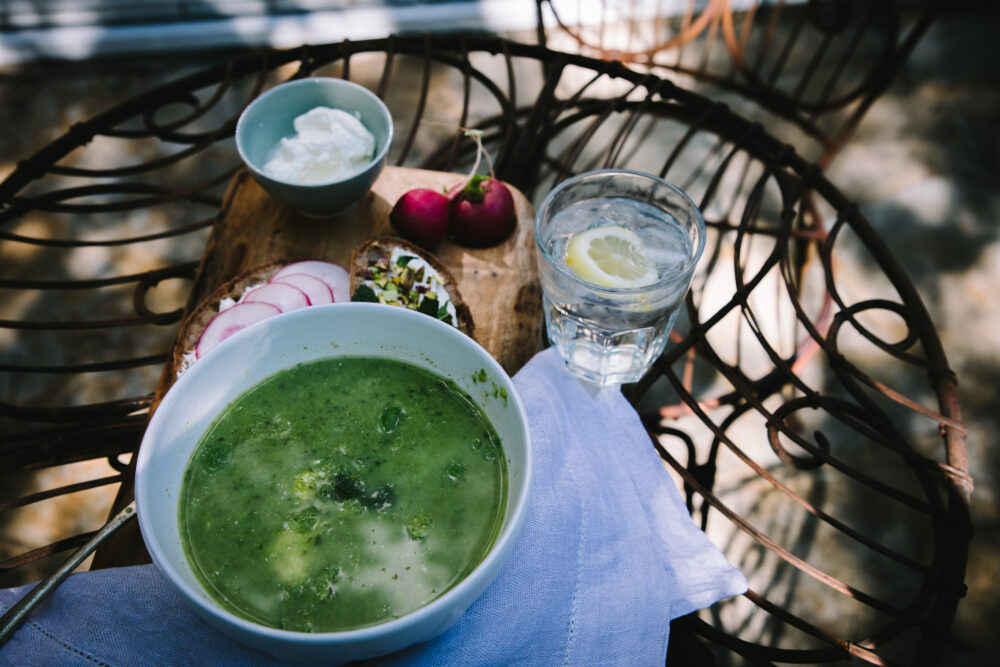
235, 77, 395, 188
136, 303, 532, 645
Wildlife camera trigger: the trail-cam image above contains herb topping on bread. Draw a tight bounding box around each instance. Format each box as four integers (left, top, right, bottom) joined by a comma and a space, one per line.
350, 238, 474, 337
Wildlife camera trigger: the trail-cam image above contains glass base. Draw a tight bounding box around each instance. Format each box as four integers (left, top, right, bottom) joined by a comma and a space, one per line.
549, 321, 669, 386
554, 342, 655, 386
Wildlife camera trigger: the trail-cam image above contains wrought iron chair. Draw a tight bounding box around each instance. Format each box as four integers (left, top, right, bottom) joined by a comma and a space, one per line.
535, 0, 939, 168
0, 32, 969, 665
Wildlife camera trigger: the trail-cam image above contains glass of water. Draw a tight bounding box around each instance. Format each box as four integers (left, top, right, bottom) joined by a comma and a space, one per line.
534, 169, 706, 386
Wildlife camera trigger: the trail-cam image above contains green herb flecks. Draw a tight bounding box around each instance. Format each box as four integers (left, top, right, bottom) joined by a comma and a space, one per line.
290, 506, 320, 534
379, 405, 405, 433
406, 512, 434, 541
351, 285, 378, 302
417, 297, 439, 318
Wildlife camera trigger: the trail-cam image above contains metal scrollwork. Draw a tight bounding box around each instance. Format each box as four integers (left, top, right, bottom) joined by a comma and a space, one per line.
0, 31, 968, 666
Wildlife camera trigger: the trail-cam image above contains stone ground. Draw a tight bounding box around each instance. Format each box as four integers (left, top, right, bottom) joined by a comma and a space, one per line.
821, 6, 1000, 664
1, 2, 997, 664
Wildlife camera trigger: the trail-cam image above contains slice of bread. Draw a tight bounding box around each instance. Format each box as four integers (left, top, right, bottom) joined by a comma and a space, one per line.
169, 259, 291, 378
167, 242, 473, 382
349, 238, 474, 338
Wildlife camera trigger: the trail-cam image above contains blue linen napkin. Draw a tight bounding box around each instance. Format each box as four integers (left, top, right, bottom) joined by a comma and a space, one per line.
0, 348, 746, 665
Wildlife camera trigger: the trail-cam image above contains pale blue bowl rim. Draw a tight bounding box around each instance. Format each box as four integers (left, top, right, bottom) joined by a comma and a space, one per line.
235, 77, 394, 188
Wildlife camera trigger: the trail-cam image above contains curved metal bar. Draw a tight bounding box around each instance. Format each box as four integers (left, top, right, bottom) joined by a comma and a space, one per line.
0, 216, 215, 247
0, 353, 168, 374
0, 475, 123, 514
0, 261, 200, 290
0, 418, 147, 469
0, 503, 136, 648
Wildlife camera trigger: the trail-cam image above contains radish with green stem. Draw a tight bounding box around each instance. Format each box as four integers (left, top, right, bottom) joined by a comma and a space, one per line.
388, 128, 515, 250
448, 130, 515, 248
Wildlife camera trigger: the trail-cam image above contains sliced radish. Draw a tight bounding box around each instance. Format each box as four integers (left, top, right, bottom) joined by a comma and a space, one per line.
272, 261, 350, 302
196, 302, 280, 359
242, 283, 310, 312
269, 273, 333, 305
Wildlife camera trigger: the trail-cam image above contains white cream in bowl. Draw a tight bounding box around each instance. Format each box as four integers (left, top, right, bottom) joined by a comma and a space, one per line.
263, 106, 375, 184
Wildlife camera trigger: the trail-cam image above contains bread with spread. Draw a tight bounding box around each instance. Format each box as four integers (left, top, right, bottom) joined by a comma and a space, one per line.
171, 258, 349, 376
349, 238, 474, 337
169, 240, 472, 379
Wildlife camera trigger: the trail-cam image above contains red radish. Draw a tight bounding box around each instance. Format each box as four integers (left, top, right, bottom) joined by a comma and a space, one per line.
389, 188, 450, 250
272, 261, 350, 302
270, 273, 333, 305
243, 282, 310, 312
442, 129, 515, 248
196, 302, 280, 358
449, 174, 516, 247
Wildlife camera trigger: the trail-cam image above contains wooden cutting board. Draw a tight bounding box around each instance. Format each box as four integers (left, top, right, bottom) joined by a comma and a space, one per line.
92, 165, 542, 570
182, 165, 542, 381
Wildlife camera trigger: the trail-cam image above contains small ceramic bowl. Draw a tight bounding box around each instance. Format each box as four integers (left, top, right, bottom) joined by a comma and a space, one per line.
235, 77, 393, 217
135, 304, 532, 664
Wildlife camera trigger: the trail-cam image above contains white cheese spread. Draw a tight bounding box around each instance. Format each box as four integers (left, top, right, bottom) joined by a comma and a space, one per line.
355, 246, 458, 327
387, 246, 457, 324
263, 106, 375, 184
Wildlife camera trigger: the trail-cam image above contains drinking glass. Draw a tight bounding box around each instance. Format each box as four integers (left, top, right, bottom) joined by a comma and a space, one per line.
534, 169, 706, 386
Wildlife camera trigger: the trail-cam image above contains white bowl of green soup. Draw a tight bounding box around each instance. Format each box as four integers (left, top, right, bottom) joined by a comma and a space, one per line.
135, 303, 532, 663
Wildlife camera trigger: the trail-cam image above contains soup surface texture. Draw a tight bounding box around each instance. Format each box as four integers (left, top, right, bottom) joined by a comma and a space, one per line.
179, 356, 507, 632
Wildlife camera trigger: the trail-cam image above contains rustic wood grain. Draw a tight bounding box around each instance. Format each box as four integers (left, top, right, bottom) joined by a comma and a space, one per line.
184, 165, 541, 378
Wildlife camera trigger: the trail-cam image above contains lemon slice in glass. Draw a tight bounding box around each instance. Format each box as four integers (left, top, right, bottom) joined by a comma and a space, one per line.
565, 225, 657, 288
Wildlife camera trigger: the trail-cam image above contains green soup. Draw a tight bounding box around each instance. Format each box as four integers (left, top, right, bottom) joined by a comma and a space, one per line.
179, 356, 507, 632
